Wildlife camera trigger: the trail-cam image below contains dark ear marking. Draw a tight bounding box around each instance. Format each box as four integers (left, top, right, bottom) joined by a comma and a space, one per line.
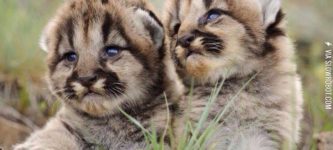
102, 12, 112, 43
266, 10, 285, 38
262, 10, 285, 56
148, 10, 163, 28
138, 7, 163, 28
259, 0, 281, 27
135, 8, 164, 50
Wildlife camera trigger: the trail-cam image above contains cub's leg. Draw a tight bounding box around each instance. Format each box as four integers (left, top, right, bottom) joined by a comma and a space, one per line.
14, 117, 82, 150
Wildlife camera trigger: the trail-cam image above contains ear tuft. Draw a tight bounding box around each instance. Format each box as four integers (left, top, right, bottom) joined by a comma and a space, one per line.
135, 8, 164, 49
39, 33, 48, 52
258, 0, 281, 27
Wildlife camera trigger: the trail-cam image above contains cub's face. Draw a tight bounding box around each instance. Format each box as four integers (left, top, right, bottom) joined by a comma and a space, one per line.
41, 0, 165, 117
164, 0, 282, 84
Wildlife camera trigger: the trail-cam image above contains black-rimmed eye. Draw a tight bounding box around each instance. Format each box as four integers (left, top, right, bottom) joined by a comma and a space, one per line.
105, 46, 120, 57
207, 11, 221, 21
64, 52, 78, 62
199, 9, 225, 25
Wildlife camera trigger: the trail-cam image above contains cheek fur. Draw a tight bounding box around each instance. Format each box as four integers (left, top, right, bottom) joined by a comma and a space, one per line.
106, 52, 144, 83
105, 52, 149, 100
49, 65, 73, 91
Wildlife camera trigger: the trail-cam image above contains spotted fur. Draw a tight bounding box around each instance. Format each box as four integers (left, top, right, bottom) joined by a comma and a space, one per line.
164, 0, 303, 149
14, 0, 184, 149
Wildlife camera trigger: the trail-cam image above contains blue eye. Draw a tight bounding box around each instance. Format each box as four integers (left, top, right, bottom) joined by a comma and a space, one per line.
105, 47, 120, 57
64, 52, 77, 62
207, 12, 220, 21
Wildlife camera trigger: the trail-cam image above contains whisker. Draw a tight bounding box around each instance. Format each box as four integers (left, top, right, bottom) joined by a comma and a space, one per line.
207, 48, 222, 53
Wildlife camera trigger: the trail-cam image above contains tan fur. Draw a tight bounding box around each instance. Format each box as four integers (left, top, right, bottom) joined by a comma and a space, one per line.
15, 0, 184, 149
164, 0, 303, 149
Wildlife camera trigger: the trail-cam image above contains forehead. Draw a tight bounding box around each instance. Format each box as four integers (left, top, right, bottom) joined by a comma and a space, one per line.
52, 0, 134, 53
177, 0, 228, 20
177, 0, 260, 15
57, 0, 127, 37
175, 0, 261, 25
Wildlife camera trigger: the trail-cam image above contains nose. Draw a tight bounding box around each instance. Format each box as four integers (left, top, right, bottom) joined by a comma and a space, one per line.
178, 33, 195, 48
78, 75, 97, 87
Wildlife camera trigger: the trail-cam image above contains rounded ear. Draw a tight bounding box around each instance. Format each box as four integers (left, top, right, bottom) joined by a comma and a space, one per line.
258, 0, 281, 27
134, 8, 164, 50
39, 20, 57, 53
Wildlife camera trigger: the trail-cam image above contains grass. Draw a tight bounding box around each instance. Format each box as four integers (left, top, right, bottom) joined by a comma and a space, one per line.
119, 73, 269, 150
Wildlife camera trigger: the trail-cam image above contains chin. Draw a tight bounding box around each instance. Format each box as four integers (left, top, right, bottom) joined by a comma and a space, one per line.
179, 55, 215, 82
68, 94, 122, 117
181, 55, 242, 84
184, 57, 209, 77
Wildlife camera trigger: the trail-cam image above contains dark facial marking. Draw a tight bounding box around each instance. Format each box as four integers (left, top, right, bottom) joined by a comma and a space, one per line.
115, 20, 152, 71
102, 12, 112, 43
126, 46, 151, 71
201, 36, 224, 54
194, 30, 223, 54
48, 34, 63, 74
95, 69, 126, 98
262, 42, 276, 56
70, 2, 76, 9
62, 69, 126, 100
200, 9, 257, 46
172, 0, 181, 35
83, 11, 90, 40
204, 0, 213, 9
207, 10, 260, 55
101, 0, 108, 4
63, 72, 79, 100
173, 23, 181, 35
66, 18, 75, 48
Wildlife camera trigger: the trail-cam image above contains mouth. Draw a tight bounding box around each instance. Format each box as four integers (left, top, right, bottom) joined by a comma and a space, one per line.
83, 90, 101, 97
185, 49, 202, 58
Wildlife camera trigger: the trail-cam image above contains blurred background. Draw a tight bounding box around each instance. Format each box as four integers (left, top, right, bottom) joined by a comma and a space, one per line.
0, 0, 332, 149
